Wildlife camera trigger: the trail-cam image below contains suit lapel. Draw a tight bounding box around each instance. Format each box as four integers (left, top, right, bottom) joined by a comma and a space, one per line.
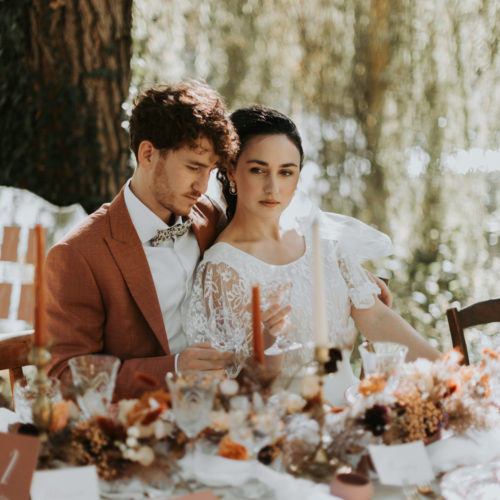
105, 190, 170, 354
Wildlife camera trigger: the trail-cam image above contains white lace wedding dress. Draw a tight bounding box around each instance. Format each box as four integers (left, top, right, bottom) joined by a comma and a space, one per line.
184, 208, 393, 405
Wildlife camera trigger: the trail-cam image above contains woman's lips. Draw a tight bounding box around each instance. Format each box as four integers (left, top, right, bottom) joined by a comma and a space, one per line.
259, 200, 280, 207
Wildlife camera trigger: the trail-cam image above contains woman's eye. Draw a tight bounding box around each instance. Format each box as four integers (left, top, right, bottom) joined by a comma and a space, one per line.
280, 170, 294, 176
187, 165, 199, 171
250, 167, 263, 174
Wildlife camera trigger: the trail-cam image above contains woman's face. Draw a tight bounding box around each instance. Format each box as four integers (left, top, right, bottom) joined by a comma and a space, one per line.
229, 134, 301, 219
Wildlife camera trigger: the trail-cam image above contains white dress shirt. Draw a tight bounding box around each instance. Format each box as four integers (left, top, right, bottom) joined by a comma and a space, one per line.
123, 180, 200, 357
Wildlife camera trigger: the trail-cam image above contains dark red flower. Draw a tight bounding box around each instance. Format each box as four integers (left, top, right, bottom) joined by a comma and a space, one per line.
362, 404, 390, 436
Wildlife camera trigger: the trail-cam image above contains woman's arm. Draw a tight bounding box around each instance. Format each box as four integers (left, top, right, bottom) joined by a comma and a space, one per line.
351, 298, 440, 361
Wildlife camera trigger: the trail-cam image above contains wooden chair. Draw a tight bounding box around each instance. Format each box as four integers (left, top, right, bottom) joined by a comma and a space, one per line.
446, 298, 500, 365
0, 187, 86, 404
0, 330, 34, 400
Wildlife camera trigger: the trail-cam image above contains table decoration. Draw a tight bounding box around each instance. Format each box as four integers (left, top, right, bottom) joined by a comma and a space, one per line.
68, 354, 120, 419
27, 224, 53, 432
4, 345, 499, 499
312, 218, 328, 347
251, 285, 265, 365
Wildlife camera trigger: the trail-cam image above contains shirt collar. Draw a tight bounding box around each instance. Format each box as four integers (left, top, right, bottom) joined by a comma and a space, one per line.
123, 179, 183, 244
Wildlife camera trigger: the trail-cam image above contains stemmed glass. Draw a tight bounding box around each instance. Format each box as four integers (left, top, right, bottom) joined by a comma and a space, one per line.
205, 302, 249, 378
261, 279, 302, 355
68, 354, 120, 419
229, 394, 281, 457
166, 371, 217, 463
358, 341, 408, 394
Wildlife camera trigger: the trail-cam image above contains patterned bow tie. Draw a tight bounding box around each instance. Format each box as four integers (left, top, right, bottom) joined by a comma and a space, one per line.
149, 219, 193, 247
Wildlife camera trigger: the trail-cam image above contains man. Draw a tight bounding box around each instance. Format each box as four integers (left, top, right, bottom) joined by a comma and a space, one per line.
46, 81, 239, 398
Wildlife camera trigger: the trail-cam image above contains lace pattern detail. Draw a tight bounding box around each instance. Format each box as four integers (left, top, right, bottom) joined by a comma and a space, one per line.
184, 230, 381, 377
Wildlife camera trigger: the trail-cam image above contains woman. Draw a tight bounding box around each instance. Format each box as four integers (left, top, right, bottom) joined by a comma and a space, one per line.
185, 106, 439, 403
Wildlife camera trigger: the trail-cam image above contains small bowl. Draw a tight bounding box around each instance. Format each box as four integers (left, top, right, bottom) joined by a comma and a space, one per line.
330, 471, 373, 500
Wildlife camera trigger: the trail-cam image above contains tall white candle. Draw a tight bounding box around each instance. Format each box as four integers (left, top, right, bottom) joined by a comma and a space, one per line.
312, 218, 328, 346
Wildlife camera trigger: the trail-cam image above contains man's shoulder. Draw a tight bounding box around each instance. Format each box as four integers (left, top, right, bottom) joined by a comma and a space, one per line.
55, 202, 111, 247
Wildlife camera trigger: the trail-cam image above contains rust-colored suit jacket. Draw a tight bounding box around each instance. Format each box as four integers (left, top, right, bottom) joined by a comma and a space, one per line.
46, 188, 220, 399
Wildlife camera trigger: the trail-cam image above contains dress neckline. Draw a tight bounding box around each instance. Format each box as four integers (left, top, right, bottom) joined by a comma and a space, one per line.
210, 237, 308, 267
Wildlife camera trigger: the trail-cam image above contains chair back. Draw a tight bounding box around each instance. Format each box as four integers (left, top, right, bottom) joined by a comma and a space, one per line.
446, 298, 500, 365
0, 186, 87, 332
0, 330, 34, 401
0, 186, 86, 402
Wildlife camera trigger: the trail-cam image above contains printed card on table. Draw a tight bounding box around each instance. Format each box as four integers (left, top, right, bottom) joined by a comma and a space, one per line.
368, 441, 434, 486
31, 465, 99, 500
0, 432, 41, 500
169, 491, 219, 500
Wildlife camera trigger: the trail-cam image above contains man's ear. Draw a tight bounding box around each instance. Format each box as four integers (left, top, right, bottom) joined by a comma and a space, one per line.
137, 140, 154, 170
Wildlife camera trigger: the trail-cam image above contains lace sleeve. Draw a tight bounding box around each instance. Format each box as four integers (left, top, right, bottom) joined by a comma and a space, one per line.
183, 260, 253, 357
337, 247, 381, 309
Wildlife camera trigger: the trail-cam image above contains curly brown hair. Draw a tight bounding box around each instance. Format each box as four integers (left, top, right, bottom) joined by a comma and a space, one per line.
129, 81, 239, 167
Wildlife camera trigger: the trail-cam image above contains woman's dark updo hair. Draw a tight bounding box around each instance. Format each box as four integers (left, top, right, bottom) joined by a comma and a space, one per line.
218, 105, 304, 221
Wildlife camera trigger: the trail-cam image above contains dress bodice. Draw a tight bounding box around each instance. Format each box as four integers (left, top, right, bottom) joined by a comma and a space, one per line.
184, 227, 384, 403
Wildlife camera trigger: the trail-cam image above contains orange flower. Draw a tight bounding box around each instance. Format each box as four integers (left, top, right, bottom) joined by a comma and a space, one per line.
358, 374, 386, 396
218, 434, 250, 461
480, 374, 491, 399
49, 400, 70, 432
445, 378, 461, 397
459, 366, 474, 381
482, 348, 500, 360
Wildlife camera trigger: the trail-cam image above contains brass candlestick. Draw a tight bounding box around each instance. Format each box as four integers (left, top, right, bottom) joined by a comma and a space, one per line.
27, 344, 53, 433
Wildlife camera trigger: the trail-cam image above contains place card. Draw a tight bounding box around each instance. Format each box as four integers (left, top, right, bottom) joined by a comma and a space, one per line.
368, 441, 434, 486
30, 465, 99, 500
0, 432, 41, 500
169, 491, 219, 500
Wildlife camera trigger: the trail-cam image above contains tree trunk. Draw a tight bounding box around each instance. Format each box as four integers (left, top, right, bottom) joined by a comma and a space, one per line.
352, 0, 392, 231
4, 0, 132, 213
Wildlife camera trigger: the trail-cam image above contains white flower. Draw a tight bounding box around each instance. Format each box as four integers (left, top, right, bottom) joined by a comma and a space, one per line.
301, 374, 320, 399
210, 410, 230, 431
134, 446, 155, 467
219, 379, 239, 396
284, 393, 306, 414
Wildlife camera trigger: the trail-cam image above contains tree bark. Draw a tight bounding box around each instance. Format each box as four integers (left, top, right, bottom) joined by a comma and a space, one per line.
24, 0, 132, 212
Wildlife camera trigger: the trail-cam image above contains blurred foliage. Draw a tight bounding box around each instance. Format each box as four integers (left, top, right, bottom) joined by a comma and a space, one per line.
131, 0, 500, 355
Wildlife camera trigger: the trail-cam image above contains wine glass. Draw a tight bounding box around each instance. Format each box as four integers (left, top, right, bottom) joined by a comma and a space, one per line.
358, 341, 408, 393
204, 303, 250, 378
68, 354, 120, 419
166, 371, 217, 462
261, 279, 302, 355
229, 394, 281, 457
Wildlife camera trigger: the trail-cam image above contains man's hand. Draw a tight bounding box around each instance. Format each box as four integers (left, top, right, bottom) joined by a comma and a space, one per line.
177, 342, 234, 372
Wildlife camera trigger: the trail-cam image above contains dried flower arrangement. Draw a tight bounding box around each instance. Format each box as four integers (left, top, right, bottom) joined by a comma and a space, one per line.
12, 348, 500, 483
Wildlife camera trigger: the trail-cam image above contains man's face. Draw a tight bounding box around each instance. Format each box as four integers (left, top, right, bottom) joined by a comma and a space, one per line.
146, 137, 219, 223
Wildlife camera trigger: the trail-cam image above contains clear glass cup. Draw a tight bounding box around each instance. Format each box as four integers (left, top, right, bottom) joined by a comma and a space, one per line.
261, 280, 302, 356
166, 371, 217, 439
229, 394, 281, 457
68, 354, 120, 419
359, 341, 408, 392
166, 371, 217, 463
13, 376, 62, 423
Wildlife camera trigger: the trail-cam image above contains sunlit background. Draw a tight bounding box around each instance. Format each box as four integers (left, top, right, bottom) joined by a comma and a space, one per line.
1, 0, 499, 362
129, 0, 500, 358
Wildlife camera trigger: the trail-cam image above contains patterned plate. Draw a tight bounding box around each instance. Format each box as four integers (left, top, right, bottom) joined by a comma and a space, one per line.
440, 461, 500, 500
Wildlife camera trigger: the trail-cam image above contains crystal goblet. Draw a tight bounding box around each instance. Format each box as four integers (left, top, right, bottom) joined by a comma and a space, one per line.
166, 371, 217, 464
68, 354, 120, 419
261, 279, 301, 356
359, 341, 408, 393
13, 376, 62, 424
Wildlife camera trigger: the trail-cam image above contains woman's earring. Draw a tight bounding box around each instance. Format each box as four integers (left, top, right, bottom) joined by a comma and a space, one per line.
229, 181, 238, 195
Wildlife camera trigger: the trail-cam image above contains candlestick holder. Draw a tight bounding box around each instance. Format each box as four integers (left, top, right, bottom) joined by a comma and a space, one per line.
27, 344, 53, 433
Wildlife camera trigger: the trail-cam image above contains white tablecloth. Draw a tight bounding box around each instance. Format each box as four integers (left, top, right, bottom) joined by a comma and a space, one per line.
2, 408, 500, 499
